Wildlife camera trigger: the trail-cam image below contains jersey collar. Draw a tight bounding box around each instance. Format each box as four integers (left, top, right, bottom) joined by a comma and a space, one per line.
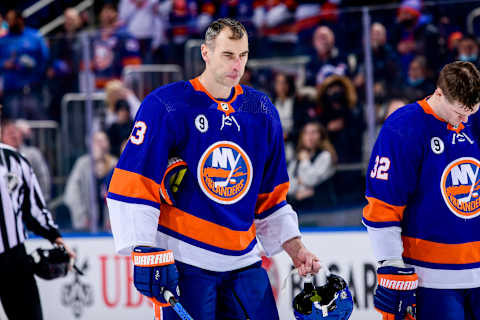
189, 77, 243, 105
417, 97, 465, 133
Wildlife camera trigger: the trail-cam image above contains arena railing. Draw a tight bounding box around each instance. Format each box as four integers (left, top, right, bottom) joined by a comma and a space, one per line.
122, 64, 184, 100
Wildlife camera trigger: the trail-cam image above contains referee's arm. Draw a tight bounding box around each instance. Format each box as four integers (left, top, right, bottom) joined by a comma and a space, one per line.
21, 166, 60, 243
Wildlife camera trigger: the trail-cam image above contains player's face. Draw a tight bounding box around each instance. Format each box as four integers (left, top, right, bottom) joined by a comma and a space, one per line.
206, 30, 249, 88
442, 97, 479, 127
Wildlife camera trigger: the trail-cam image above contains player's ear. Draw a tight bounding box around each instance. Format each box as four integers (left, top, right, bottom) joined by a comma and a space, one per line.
435, 87, 443, 97
201, 43, 209, 63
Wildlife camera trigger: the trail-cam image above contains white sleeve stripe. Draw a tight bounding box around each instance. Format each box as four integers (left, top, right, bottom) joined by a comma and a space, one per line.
107, 198, 160, 255
255, 204, 301, 257
364, 224, 403, 262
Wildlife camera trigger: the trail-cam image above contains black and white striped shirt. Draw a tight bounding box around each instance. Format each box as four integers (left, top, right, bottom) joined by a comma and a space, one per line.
0, 143, 59, 254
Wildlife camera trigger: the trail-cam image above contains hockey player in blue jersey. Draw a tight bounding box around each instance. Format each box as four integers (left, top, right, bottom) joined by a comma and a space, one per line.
107, 18, 322, 319
363, 61, 480, 320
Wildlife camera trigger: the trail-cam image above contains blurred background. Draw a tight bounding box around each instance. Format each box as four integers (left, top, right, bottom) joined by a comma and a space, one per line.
0, 0, 478, 232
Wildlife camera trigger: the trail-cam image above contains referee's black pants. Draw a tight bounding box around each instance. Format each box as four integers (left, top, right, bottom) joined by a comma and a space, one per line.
0, 243, 43, 320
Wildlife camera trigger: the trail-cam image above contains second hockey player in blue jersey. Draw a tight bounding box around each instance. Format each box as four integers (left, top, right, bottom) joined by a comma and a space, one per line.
364, 61, 480, 320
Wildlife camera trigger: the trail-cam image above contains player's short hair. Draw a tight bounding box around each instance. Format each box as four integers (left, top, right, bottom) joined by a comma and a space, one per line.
204, 18, 247, 48
437, 61, 480, 111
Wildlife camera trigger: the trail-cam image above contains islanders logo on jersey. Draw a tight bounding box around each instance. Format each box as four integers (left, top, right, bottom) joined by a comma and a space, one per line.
197, 141, 252, 204
441, 157, 480, 219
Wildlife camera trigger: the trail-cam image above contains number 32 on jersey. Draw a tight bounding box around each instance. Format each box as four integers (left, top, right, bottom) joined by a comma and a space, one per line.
370, 155, 390, 180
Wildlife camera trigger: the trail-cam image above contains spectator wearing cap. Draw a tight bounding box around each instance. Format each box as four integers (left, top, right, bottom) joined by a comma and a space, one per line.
0, 9, 49, 119
106, 99, 134, 157
305, 25, 349, 86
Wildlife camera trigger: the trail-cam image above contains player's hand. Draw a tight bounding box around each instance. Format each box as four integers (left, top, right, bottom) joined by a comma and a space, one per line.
283, 237, 321, 276
374, 265, 418, 320
132, 246, 179, 306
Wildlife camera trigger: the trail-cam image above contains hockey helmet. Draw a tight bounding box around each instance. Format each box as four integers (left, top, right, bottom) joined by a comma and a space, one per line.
293, 269, 353, 320
30, 246, 70, 280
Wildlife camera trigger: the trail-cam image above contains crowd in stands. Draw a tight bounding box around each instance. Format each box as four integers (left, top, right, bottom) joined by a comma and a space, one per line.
0, 0, 480, 229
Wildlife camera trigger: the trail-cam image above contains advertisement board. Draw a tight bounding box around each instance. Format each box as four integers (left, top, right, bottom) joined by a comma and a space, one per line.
0, 230, 381, 320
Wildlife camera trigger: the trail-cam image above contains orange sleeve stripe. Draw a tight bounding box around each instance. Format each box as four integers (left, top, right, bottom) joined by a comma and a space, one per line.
363, 197, 406, 222
255, 182, 289, 215
108, 168, 160, 203
158, 205, 256, 251
402, 236, 480, 264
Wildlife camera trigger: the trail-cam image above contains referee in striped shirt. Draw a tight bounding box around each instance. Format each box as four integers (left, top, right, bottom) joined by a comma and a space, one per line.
0, 119, 74, 319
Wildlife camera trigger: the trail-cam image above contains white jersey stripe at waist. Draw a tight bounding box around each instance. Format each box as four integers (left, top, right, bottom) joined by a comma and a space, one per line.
155, 232, 262, 272
411, 265, 480, 289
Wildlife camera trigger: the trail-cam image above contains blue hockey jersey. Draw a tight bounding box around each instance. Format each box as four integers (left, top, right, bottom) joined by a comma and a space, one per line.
363, 98, 480, 288
107, 78, 300, 271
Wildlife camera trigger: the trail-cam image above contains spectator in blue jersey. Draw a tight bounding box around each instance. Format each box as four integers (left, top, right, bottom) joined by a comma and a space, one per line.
288, 121, 337, 212
305, 25, 349, 86
0, 10, 49, 120
92, 3, 142, 89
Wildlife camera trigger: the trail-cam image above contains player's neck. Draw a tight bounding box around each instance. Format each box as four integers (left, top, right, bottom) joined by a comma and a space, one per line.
428, 94, 447, 121
197, 73, 233, 100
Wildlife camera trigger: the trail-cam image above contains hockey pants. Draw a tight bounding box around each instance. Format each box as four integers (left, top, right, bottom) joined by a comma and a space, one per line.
161, 260, 279, 320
